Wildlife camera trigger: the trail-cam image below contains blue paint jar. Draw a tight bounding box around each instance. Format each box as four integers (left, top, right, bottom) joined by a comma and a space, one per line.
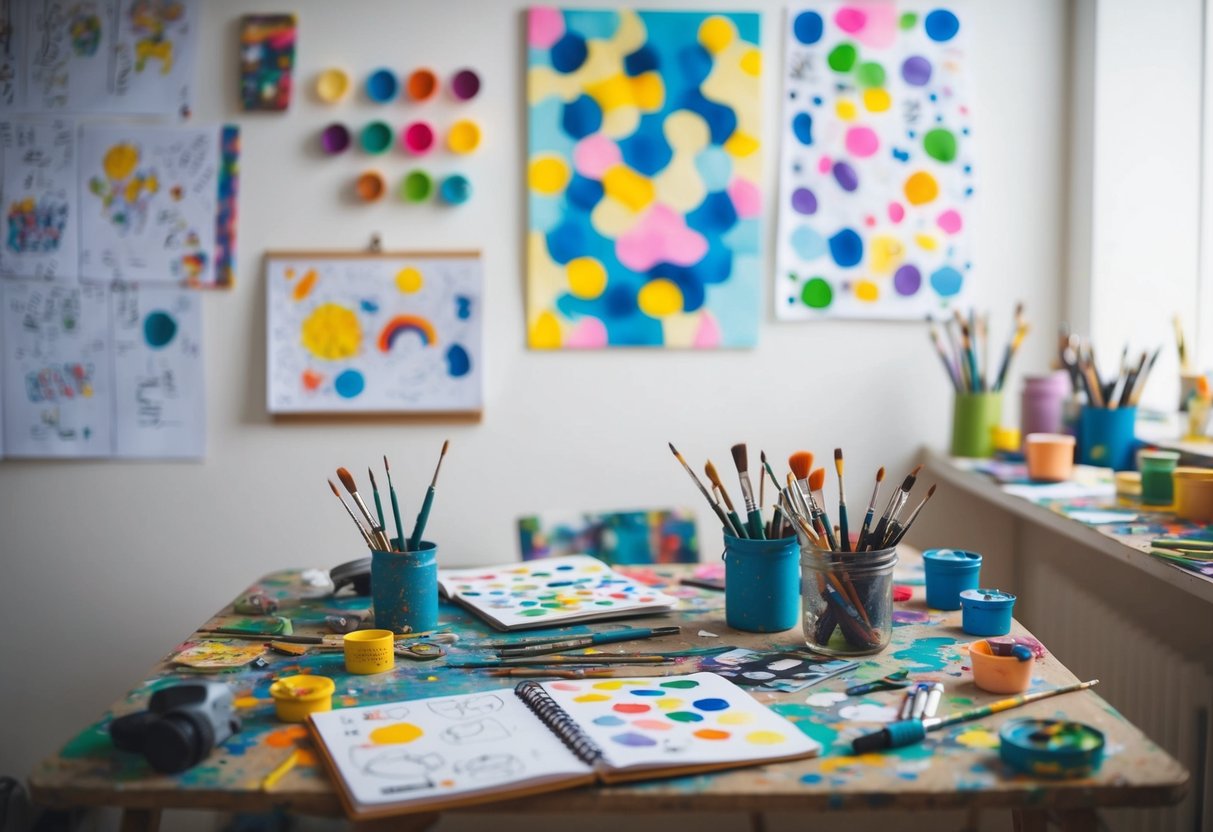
922, 548, 982, 610
960, 588, 1016, 636
1078, 405, 1138, 471
372, 542, 438, 633
999, 719, 1105, 778
723, 534, 800, 632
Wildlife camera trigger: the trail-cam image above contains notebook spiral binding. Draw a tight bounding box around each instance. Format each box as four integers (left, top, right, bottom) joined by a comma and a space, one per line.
515, 681, 605, 766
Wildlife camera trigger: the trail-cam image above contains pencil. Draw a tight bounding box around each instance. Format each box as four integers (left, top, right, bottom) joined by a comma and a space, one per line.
262, 749, 301, 790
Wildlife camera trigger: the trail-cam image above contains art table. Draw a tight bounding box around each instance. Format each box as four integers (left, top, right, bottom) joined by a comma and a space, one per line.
29, 548, 1187, 831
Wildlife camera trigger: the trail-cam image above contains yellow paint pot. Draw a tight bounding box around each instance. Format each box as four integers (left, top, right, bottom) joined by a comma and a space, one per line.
315, 68, 351, 104
1114, 470, 1141, 500
969, 639, 1033, 694
344, 629, 395, 674
1174, 467, 1213, 523
447, 119, 481, 154
269, 674, 335, 723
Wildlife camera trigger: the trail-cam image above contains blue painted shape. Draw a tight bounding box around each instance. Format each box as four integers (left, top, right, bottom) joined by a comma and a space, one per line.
892, 148, 911, 162
722, 218, 759, 255
828, 228, 863, 268
792, 112, 813, 145
455, 296, 472, 320
681, 89, 737, 144
445, 344, 471, 377
925, 9, 960, 42
564, 9, 620, 40
790, 225, 827, 261
530, 194, 565, 233
562, 94, 602, 139
551, 32, 588, 73
566, 174, 605, 211
694, 146, 732, 190
360, 299, 379, 314
687, 191, 737, 235
676, 42, 713, 87
793, 11, 824, 44
624, 44, 660, 76
620, 125, 673, 176
334, 369, 365, 399
143, 311, 176, 348
603, 285, 638, 318
930, 265, 964, 297
546, 221, 587, 264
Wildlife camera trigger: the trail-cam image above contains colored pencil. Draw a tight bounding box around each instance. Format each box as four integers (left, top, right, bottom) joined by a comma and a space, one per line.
384, 455, 405, 550
408, 440, 449, 552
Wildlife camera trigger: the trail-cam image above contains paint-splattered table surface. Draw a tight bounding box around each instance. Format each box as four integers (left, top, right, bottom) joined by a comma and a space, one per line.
29, 548, 1188, 824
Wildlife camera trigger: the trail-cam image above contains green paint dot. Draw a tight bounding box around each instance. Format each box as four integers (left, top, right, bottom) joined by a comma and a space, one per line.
856, 61, 886, 88
660, 680, 700, 689
519, 608, 548, 617
900, 12, 918, 30
667, 711, 704, 723
400, 170, 433, 202
923, 128, 957, 162
828, 43, 857, 73
594, 600, 615, 605
801, 277, 833, 309
540, 602, 563, 609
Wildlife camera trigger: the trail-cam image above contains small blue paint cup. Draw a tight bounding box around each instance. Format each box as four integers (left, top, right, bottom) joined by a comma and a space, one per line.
960, 588, 1016, 636
723, 534, 800, 632
1078, 405, 1137, 471
372, 542, 438, 633
922, 548, 982, 610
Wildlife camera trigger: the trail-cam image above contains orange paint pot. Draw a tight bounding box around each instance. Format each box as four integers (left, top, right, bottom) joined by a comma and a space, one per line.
969, 639, 1033, 694
354, 171, 385, 203
1174, 467, 1213, 523
406, 68, 439, 102
1025, 433, 1075, 482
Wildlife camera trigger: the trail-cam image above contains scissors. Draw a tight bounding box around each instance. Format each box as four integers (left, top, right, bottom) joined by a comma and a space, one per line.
395, 641, 447, 660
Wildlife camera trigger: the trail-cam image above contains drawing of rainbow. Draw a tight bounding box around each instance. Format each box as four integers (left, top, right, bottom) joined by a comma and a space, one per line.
378, 315, 438, 352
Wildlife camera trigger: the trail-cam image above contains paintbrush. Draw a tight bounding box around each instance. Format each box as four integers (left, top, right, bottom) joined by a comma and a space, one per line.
328, 479, 374, 549
487, 668, 615, 679
1175, 314, 1190, 372
1128, 346, 1161, 406
788, 452, 822, 535
928, 316, 962, 392
384, 455, 405, 550
337, 468, 391, 550
809, 467, 839, 550
408, 440, 449, 551
855, 466, 885, 551
834, 448, 850, 552
888, 483, 937, 546
993, 303, 1026, 392
730, 443, 766, 539
450, 655, 671, 667
705, 459, 748, 538
758, 450, 767, 509
978, 311, 989, 392
761, 452, 788, 537
868, 465, 920, 551
368, 468, 386, 532
955, 310, 980, 392
669, 442, 735, 534
783, 477, 821, 547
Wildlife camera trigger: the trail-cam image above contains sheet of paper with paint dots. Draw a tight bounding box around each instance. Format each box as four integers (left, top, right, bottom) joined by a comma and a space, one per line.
539, 672, 821, 771
437, 555, 676, 629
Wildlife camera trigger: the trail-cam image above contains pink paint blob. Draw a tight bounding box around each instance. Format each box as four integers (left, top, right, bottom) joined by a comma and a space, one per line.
616, 204, 708, 272
693, 311, 722, 349
727, 177, 762, 219
817, 156, 832, 174
888, 202, 905, 223
402, 121, 435, 155
854, 4, 897, 48
529, 7, 565, 49
550, 682, 580, 691
565, 316, 608, 349
864, 215, 876, 227
835, 7, 867, 33
573, 134, 622, 179
937, 209, 963, 234
845, 126, 879, 158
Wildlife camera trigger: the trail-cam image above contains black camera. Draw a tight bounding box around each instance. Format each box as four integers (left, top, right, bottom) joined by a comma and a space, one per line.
109, 682, 241, 774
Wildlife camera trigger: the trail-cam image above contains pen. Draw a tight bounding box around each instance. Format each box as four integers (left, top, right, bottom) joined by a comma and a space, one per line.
924, 683, 944, 718
497, 626, 681, 657
899, 688, 916, 720
910, 682, 930, 719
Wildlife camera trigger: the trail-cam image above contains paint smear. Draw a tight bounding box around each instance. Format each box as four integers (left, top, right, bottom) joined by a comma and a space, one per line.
892, 636, 958, 671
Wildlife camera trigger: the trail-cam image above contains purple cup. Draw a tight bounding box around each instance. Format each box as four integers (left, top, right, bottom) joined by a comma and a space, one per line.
1020, 371, 1071, 449
321, 123, 351, 155
450, 68, 481, 101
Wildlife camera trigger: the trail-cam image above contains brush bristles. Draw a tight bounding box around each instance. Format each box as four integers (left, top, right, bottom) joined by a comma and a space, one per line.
910, 464, 924, 477
789, 451, 814, 481
368, 468, 378, 489
808, 468, 826, 492
328, 479, 341, 497
900, 474, 916, 492
926, 483, 937, 498
705, 461, 722, 488
876, 466, 886, 482
730, 443, 748, 472
336, 466, 357, 493
833, 448, 844, 474
441, 439, 450, 455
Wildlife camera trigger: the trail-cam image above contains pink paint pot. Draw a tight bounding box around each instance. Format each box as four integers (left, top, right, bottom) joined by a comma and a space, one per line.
402, 121, 435, 155
450, 68, 481, 101
320, 123, 351, 155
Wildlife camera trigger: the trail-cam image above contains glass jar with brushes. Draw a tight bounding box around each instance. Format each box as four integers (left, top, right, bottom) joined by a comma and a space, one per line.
800, 543, 897, 656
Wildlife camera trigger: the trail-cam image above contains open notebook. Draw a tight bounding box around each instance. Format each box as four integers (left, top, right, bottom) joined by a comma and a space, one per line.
437, 554, 677, 630
309, 672, 821, 820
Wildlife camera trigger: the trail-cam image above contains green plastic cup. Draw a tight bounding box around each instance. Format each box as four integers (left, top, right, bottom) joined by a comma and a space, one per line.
1139, 450, 1179, 506
951, 392, 1003, 458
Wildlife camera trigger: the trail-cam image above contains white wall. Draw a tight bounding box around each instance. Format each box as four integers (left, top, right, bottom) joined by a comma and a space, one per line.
0, 0, 1069, 788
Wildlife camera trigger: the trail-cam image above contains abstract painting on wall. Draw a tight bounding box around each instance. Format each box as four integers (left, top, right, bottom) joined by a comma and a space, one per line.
518, 508, 698, 563
775, 4, 974, 319
266, 252, 483, 416
526, 7, 762, 349
239, 14, 296, 112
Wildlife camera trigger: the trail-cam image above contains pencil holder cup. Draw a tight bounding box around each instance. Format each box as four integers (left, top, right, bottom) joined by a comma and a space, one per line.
922, 548, 982, 610
343, 630, 395, 674
723, 534, 800, 632
959, 588, 1016, 637
1020, 372, 1071, 447
1078, 405, 1137, 471
951, 392, 1003, 458
800, 544, 897, 656
372, 543, 438, 634
969, 639, 1033, 694
269, 675, 335, 722
1139, 450, 1179, 506
1025, 433, 1075, 482
1173, 467, 1213, 523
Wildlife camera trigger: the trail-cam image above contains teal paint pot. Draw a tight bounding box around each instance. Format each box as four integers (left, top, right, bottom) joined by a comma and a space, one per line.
923, 548, 982, 610
723, 534, 799, 632
999, 719, 1105, 778
959, 588, 1016, 636
372, 542, 438, 633
1139, 450, 1179, 506
1078, 405, 1137, 471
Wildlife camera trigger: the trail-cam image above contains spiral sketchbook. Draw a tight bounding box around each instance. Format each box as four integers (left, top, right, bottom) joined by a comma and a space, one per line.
308, 672, 821, 819
436, 554, 677, 630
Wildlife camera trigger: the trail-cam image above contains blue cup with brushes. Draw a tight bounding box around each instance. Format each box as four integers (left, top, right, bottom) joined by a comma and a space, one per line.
373, 539, 438, 634
723, 534, 800, 632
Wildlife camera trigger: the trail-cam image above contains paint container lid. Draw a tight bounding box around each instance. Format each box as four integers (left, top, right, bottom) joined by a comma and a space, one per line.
354, 171, 386, 202
400, 170, 433, 202
1138, 450, 1180, 470
320, 123, 351, 155
366, 68, 399, 103
999, 719, 1105, 779
401, 121, 435, 155
406, 68, 439, 101
922, 548, 982, 571
439, 174, 471, 205
446, 119, 481, 154
315, 68, 350, 103
450, 68, 481, 100
959, 588, 1016, 610
1026, 433, 1075, 446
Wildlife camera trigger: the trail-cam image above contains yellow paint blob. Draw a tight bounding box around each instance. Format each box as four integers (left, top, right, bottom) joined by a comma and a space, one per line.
529, 155, 570, 195
301, 303, 361, 361
602, 165, 655, 212
586, 73, 635, 112
369, 722, 423, 745
868, 235, 904, 275
904, 171, 939, 206
592, 681, 626, 691
956, 728, 1001, 749
745, 730, 786, 745
574, 693, 611, 702
631, 72, 665, 111
567, 257, 607, 299
292, 268, 318, 301
103, 143, 139, 180
637, 278, 684, 318
820, 752, 888, 773
836, 100, 858, 121
915, 233, 939, 251
698, 16, 736, 54
863, 88, 892, 113
395, 267, 423, 294
724, 131, 760, 158
655, 698, 683, 710
855, 280, 879, 302
740, 48, 761, 77
718, 711, 756, 725
234, 696, 266, 709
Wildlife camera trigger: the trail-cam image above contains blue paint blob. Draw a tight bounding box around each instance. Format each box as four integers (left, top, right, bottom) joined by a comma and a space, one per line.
833, 161, 859, 192
693, 697, 730, 712
687, 191, 737, 235
594, 715, 626, 726
334, 369, 365, 399
603, 285, 637, 318
546, 221, 587, 264
551, 33, 589, 73
566, 174, 605, 211
611, 731, 658, 747
620, 128, 673, 176
892, 148, 911, 162
142, 311, 177, 349
360, 299, 379, 314
793, 11, 824, 44
562, 94, 603, 139
790, 225, 827, 261
624, 44, 659, 76
792, 112, 813, 146
445, 344, 471, 377
925, 10, 960, 42
828, 229, 864, 268
682, 89, 737, 144
694, 147, 733, 191
564, 9, 619, 40
930, 266, 964, 297
677, 43, 713, 87
455, 295, 472, 320
800, 773, 824, 784
649, 263, 706, 312
365, 68, 398, 102
629, 689, 665, 696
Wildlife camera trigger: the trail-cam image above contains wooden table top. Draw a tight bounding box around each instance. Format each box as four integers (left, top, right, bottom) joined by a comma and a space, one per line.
29, 548, 1188, 817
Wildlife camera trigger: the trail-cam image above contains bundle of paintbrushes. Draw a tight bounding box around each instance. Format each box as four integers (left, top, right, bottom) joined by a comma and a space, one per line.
1056, 327, 1159, 409
928, 303, 1029, 393
327, 440, 450, 553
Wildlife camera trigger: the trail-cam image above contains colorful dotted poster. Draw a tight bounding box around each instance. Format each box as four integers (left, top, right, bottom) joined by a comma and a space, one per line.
775, 5, 974, 319
527, 8, 762, 349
